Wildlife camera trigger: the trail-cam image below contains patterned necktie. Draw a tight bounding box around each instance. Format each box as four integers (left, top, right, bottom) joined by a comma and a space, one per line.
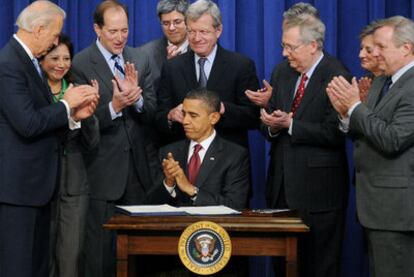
188, 144, 203, 185
198, 58, 208, 88
32, 58, 43, 79
291, 74, 308, 116
376, 77, 392, 105
111, 54, 125, 77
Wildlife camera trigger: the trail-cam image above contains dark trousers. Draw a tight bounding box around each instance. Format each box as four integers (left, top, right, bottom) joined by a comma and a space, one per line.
0, 203, 51, 277
83, 152, 146, 277
366, 228, 414, 277
273, 184, 345, 277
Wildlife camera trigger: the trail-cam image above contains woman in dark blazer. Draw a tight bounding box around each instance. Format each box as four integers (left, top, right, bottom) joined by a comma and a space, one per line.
40, 34, 100, 277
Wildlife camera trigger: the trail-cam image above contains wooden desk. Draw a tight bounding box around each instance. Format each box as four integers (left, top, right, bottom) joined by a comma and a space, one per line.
104, 211, 309, 277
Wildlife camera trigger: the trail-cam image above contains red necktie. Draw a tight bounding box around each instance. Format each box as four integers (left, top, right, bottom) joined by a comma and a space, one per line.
188, 144, 202, 185
291, 74, 308, 116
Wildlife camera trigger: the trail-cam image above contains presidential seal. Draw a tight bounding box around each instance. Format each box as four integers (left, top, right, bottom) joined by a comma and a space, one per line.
178, 221, 232, 275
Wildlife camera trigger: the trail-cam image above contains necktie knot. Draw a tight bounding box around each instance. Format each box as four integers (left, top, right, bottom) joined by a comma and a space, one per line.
193, 144, 203, 155
377, 77, 392, 105
198, 58, 208, 88
111, 54, 125, 76
32, 58, 42, 78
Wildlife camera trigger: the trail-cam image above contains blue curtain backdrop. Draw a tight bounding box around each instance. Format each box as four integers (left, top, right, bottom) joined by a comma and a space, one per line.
2, 1, 413, 276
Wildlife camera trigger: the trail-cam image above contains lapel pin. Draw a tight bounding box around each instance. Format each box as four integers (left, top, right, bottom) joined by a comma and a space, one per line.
210, 157, 215, 161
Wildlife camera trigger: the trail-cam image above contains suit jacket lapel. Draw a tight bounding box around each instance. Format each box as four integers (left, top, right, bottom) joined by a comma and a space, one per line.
207, 45, 228, 89
195, 136, 222, 188
183, 51, 198, 88
10, 38, 51, 102
294, 56, 327, 118
375, 68, 414, 111
176, 141, 190, 176
283, 70, 300, 112
90, 44, 114, 92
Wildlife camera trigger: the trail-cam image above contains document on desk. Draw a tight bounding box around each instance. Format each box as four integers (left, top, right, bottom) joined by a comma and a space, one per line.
116, 204, 187, 216
116, 204, 240, 216
178, 205, 241, 215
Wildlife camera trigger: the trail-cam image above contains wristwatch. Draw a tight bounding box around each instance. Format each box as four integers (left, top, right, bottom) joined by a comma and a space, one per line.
191, 187, 199, 197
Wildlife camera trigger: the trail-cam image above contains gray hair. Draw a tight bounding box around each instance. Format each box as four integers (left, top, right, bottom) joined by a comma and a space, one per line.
157, 0, 188, 19
283, 2, 320, 21
186, 0, 222, 28
375, 16, 414, 53
16, 1, 66, 32
359, 20, 380, 41
283, 13, 325, 50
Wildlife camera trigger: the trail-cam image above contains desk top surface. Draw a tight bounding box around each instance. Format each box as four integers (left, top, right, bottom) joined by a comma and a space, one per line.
104, 210, 309, 233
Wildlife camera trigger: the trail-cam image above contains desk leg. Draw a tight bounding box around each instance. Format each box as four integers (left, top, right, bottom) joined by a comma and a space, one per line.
286, 237, 298, 277
117, 234, 128, 277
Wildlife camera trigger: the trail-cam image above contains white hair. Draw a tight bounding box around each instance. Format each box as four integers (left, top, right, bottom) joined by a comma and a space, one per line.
16, 1, 66, 32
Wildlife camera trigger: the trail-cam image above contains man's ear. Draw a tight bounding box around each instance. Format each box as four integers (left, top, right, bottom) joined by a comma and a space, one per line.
210, 111, 220, 125
93, 23, 101, 38
32, 24, 43, 40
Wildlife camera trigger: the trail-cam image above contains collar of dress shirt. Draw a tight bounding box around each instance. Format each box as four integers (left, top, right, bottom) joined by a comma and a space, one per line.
390, 59, 414, 87
303, 52, 324, 81
187, 130, 217, 163
194, 44, 218, 66
168, 38, 189, 54
95, 39, 125, 65
13, 34, 35, 60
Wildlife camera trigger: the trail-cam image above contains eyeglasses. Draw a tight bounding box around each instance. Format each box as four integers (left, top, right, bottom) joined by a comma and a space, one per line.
161, 19, 184, 28
280, 42, 304, 53
187, 29, 215, 37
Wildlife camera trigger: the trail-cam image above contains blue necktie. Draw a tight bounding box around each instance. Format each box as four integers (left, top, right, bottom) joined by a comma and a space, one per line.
376, 77, 392, 105
198, 58, 208, 88
32, 58, 43, 78
111, 54, 125, 76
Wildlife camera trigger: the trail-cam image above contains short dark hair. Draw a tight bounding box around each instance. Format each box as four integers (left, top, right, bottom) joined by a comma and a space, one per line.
157, 0, 189, 19
185, 88, 220, 113
40, 33, 74, 82
93, 0, 128, 28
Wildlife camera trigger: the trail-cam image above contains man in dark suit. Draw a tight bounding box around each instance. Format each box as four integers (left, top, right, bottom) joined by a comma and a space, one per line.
260, 11, 349, 277
146, 88, 249, 276
139, 0, 189, 92
156, 0, 259, 148
150, 88, 249, 210
71, 1, 156, 276
327, 16, 414, 277
0, 2, 98, 277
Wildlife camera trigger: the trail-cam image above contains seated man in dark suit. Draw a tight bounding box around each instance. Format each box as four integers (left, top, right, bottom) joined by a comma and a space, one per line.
156, 0, 259, 148
149, 88, 250, 210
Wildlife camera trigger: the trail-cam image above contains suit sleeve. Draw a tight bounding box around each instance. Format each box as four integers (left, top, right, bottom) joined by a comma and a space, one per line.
194, 149, 250, 209
218, 59, 260, 130
0, 64, 67, 138
350, 86, 414, 155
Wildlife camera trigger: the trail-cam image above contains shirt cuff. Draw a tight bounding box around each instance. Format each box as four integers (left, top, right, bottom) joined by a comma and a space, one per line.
268, 126, 280, 138
163, 180, 176, 198
133, 97, 144, 113
338, 116, 350, 133
348, 101, 361, 117
288, 119, 293, 135
60, 99, 81, 130
109, 101, 122, 120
